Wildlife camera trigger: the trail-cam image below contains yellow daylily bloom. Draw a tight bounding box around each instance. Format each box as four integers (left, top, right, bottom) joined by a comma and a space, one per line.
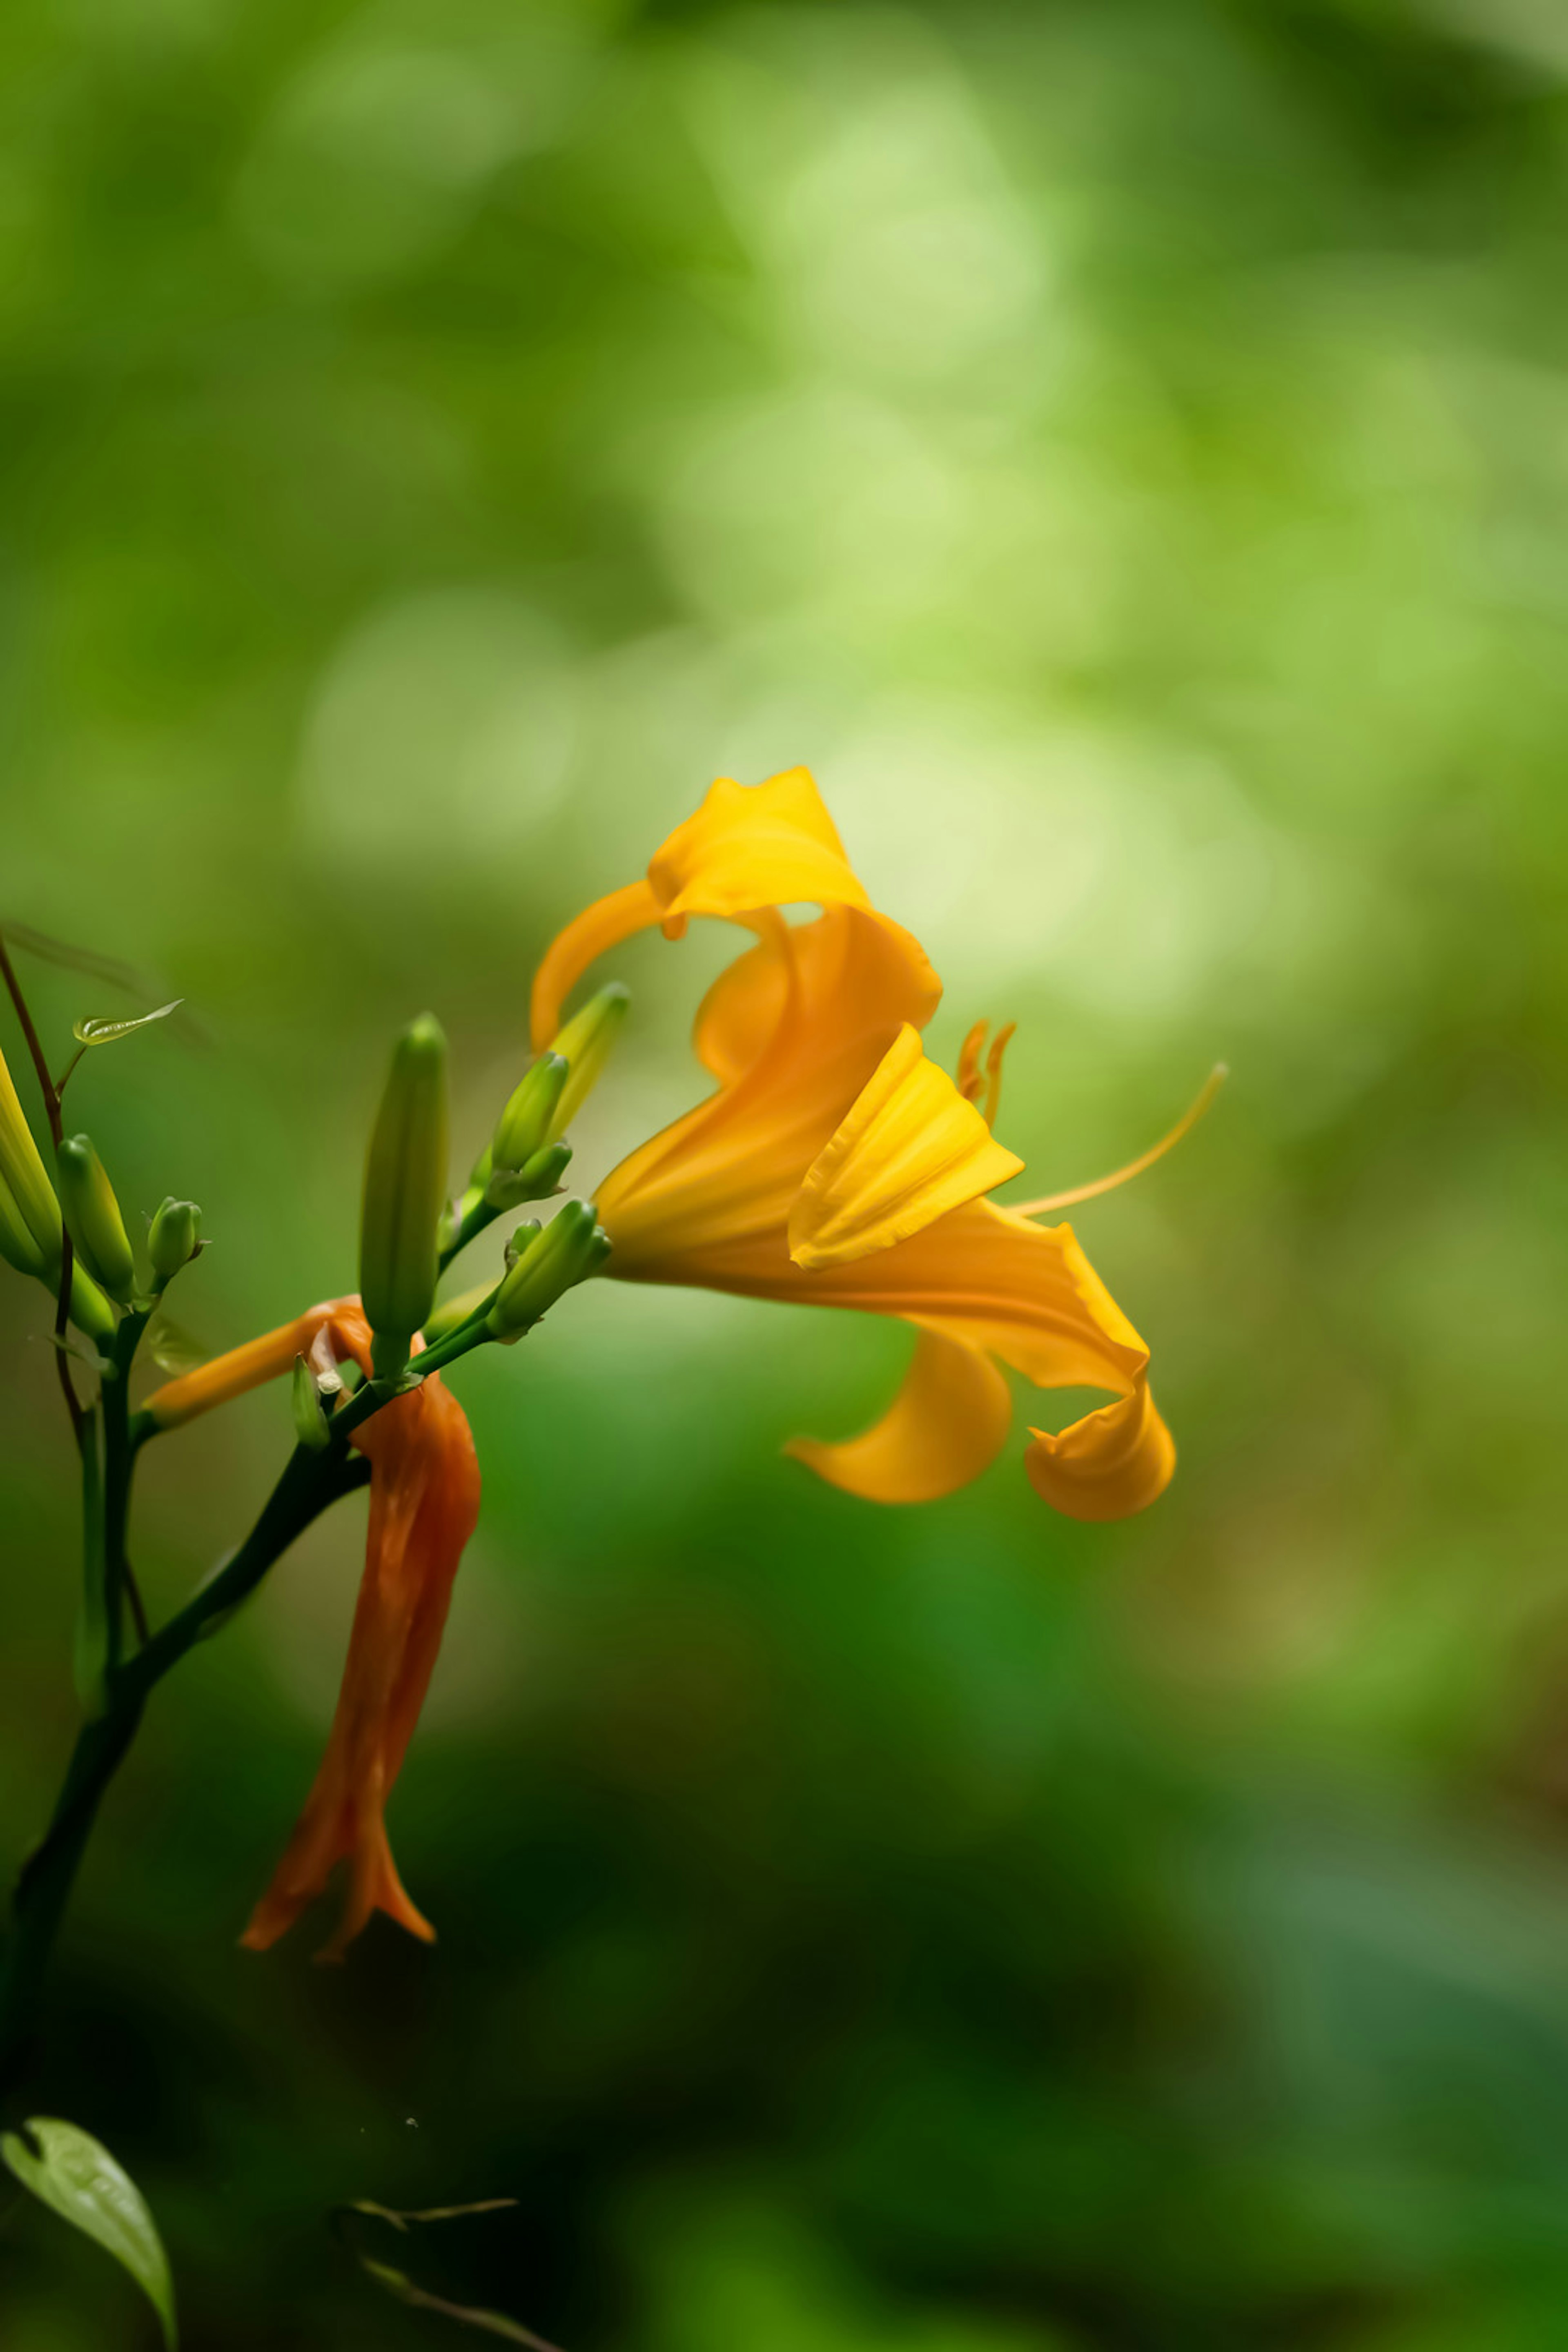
533, 767, 1178, 1523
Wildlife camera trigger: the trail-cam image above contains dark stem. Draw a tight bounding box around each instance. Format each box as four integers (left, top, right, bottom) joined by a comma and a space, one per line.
0, 1435, 370, 2096
120, 1442, 370, 1702
0, 929, 64, 1150
0, 1705, 143, 2095
100, 1310, 150, 1671
51, 1230, 86, 1443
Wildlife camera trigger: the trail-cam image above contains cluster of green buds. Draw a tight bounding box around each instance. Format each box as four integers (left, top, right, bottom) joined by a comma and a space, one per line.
358, 988, 626, 1385
487, 1200, 611, 1343
0, 1048, 205, 1343
448, 983, 630, 1237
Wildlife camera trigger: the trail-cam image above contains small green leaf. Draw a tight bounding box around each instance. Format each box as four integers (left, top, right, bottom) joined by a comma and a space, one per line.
43, 1332, 114, 1376
72, 1000, 183, 1049
2, 2117, 177, 2349
143, 1308, 211, 1376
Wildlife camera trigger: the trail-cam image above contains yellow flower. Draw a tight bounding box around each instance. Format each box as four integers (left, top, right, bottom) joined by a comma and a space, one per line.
532, 768, 1181, 1523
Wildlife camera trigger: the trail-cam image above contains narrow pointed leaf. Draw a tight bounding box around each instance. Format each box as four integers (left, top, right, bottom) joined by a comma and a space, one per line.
2, 2117, 177, 2349
72, 1001, 183, 1049
43, 1332, 114, 1376
336, 2198, 559, 2347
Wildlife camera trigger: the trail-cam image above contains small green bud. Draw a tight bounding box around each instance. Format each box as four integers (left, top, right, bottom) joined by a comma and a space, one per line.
292, 1353, 333, 1451
149, 1197, 202, 1284
487, 1199, 610, 1341
503, 1218, 542, 1271
491, 1052, 568, 1175
485, 1140, 572, 1210
360, 1013, 449, 1380
57, 1135, 136, 1305
548, 984, 630, 1138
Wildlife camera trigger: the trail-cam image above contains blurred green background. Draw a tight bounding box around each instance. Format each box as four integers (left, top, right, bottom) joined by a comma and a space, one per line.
3, 0, 1568, 2343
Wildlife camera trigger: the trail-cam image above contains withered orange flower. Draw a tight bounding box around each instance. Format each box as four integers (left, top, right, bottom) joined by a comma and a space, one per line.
533, 768, 1181, 1521
147, 1302, 479, 1959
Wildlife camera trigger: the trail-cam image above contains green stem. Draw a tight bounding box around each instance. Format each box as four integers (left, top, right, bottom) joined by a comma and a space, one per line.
0, 1705, 143, 2094
437, 1192, 499, 1276
0, 1434, 370, 2096
100, 1310, 149, 1671
119, 1443, 369, 1704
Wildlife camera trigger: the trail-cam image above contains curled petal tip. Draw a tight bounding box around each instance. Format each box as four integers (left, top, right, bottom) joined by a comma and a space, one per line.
1025, 1384, 1176, 1523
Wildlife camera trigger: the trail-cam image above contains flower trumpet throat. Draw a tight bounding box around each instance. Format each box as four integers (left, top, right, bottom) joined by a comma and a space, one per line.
536, 765, 1200, 1523
360, 1013, 449, 1379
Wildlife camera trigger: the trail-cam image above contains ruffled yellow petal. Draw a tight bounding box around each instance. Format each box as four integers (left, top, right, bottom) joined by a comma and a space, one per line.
786, 1330, 1012, 1503
649, 767, 870, 924
530, 769, 876, 1051
1025, 1380, 1175, 1523
789, 1025, 1024, 1272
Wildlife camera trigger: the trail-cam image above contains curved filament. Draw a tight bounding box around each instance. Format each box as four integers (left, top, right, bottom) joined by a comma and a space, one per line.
1011, 1064, 1227, 1217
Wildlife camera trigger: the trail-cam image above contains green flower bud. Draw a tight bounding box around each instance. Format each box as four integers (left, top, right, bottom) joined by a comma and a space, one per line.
292, 1353, 332, 1452
57, 1135, 137, 1305
485, 1140, 572, 1210
0, 1042, 62, 1268
487, 1199, 610, 1341
492, 1051, 568, 1176
548, 984, 630, 1139
0, 1167, 46, 1281
360, 1013, 449, 1379
503, 1218, 542, 1271
149, 1197, 202, 1284
65, 1261, 117, 1342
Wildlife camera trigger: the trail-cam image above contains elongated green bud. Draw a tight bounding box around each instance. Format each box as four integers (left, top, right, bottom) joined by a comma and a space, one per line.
492, 1052, 568, 1174
0, 1045, 116, 1335
149, 1197, 202, 1284
548, 984, 630, 1138
0, 1167, 46, 1280
65, 1260, 117, 1341
360, 1013, 448, 1379
0, 1042, 62, 1266
487, 1199, 610, 1341
57, 1135, 136, 1305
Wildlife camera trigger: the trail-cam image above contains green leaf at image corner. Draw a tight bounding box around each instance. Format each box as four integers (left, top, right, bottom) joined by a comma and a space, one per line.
2, 2115, 177, 2349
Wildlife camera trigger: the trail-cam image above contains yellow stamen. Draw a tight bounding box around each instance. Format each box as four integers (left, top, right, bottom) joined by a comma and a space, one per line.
982, 1022, 1016, 1130
956, 1020, 988, 1105
1011, 1064, 1227, 1216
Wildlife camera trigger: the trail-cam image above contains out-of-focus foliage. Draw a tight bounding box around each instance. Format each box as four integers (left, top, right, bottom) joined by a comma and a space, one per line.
2, 0, 1567, 2344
